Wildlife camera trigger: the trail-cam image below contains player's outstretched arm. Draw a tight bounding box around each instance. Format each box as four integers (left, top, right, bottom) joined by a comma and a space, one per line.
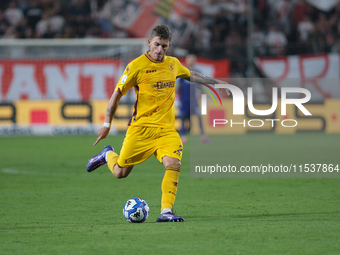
189, 70, 230, 95
94, 91, 122, 145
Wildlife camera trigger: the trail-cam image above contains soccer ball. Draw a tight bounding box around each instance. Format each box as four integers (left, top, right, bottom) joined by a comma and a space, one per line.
123, 198, 149, 223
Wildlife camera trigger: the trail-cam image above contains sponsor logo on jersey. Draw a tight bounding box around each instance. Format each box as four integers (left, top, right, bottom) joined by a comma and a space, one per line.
152, 81, 175, 89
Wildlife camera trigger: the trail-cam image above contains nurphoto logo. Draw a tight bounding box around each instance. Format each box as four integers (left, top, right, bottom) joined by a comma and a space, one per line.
200, 84, 312, 128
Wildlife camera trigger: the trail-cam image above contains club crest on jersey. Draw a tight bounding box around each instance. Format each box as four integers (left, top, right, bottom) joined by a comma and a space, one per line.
169, 65, 174, 71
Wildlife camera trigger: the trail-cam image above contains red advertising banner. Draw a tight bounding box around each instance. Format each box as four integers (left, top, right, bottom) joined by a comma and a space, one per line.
0, 57, 230, 101
0, 59, 122, 101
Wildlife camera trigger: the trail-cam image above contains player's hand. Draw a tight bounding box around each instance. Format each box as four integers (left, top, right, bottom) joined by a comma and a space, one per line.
93, 127, 110, 145
215, 80, 230, 96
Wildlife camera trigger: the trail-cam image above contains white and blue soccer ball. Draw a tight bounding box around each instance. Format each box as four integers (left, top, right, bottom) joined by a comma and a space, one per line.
123, 198, 149, 223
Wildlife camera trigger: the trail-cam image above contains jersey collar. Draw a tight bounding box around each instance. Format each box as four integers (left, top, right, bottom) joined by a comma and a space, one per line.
145, 50, 165, 63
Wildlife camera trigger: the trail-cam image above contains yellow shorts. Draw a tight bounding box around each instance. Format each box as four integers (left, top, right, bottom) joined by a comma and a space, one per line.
117, 126, 183, 167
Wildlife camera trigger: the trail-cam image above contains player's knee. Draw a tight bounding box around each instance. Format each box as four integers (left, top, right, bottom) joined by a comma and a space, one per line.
163, 156, 181, 168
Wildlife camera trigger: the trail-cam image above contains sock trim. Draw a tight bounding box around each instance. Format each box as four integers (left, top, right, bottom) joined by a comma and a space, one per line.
161, 208, 172, 214
105, 150, 113, 162
165, 164, 181, 172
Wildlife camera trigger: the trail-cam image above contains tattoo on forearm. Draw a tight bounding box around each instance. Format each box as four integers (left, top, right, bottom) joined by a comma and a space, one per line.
190, 70, 217, 84
106, 106, 114, 118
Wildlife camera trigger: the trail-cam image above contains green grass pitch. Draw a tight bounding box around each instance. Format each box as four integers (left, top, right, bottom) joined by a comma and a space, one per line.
0, 134, 339, 254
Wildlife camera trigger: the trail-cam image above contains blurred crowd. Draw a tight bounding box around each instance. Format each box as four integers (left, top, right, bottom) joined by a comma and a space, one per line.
0, 0, 107, 39
186, 0, 340, 76
188, 0, 340, 59
1, 0, 340, 61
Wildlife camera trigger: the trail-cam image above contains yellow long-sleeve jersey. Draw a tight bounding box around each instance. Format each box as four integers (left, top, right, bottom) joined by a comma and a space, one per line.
115, 51, 191, 128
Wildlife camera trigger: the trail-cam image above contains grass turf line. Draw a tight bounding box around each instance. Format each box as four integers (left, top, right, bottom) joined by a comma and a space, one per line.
0, 134, 339, 255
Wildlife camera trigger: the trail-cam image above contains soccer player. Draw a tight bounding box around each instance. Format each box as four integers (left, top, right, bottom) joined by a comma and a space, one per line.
177, 54, 210, 144
87, 25, 229, 222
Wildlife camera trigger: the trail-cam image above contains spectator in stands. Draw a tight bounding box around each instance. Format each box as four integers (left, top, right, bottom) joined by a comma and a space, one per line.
191, 21, 212, 55
297, 14, 314, 43
224, 28, 243, 60
4, 1, 23, 26
40, 0, 54, 11
15, 16, 28, 38
42, 23, 56, 38
210, 24, 225, 58
26, 0, 43, 32
84, 27, 97, 38
308, 21, 327, 53
3, 25, 19, 38
201, 0, 223, 27
68, 0, 92, 38
265, 24, 287, 56
293, 0, 311, 24
69, 0, 90, 16
23, 26, 33, 38
252, 23, 266, 56
0, 10, 10, 38
35, 10, 50, 38
60, 25, 75, 39
277, 0, 293, 36
49, 2, 65, 34
254, 0, 268, 28
320, 13, 337, 50
17, 0, 30, 13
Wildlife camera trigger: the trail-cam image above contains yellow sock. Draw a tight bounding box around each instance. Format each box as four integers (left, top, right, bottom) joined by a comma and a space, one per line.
106, 151, 119, 174
161, 164, 181, 211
